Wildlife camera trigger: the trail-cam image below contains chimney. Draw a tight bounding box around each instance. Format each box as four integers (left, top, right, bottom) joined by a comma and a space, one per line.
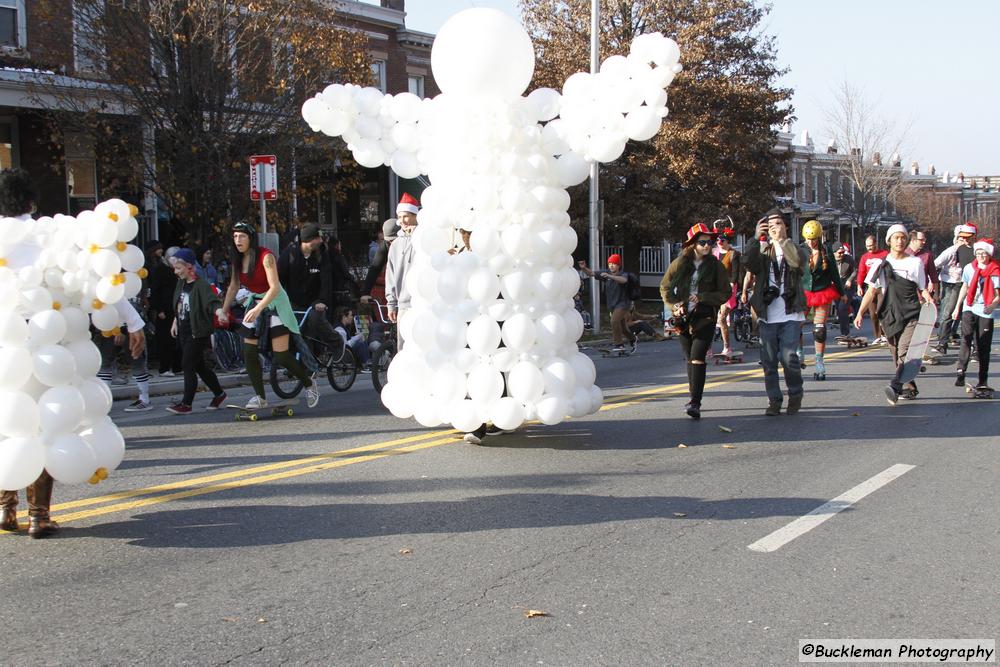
381, 0, 405, 11
958, 172, 965, 183
929, 164, 936, 176
910, 161, 919, 175
891, 153, 901, 167
872, 152, 882, 166
850, 147, 862, 158
826, 139, 838, 154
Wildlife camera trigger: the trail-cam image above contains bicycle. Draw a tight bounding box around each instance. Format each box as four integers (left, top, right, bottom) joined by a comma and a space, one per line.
269, 307, 358, 399
367, 301, 397, 395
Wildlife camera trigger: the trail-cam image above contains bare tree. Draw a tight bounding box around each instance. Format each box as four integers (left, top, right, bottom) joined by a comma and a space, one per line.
824, 81, 909, 236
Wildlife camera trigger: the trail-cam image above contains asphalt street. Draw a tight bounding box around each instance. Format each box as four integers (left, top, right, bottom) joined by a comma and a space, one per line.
2, 326, 997, 666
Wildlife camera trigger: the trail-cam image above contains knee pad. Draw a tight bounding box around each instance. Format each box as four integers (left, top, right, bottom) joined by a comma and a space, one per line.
813, 325, 827, 344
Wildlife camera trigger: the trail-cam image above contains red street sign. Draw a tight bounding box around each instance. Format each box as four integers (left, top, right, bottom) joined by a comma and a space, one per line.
249, 154, 277, 201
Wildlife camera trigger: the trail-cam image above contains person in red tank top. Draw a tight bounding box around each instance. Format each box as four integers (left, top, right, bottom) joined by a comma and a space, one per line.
856, 234, 888, 343
221, 222, 318, 410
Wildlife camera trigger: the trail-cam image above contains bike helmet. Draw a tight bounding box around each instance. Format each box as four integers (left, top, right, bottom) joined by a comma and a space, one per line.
801, 220, 823, 241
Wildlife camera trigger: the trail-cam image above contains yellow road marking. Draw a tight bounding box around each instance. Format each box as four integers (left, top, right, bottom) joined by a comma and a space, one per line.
34, 344, 877, 528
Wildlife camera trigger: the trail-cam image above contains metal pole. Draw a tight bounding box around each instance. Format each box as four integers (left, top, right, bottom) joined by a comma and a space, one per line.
258, 163, 268, 235
588, 0, 601, 334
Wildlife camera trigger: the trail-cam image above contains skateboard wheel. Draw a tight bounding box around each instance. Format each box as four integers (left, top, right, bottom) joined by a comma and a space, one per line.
287, 409, 293, 416
250, 414, 258, 421
235, 414, 241, 421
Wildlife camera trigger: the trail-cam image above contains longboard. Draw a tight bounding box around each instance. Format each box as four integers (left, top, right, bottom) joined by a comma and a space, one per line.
226, 399, 299, 421
599, 348, 632, 358
966, 384, 994, 399
835, 335, 868, 349
713, 353, 744, 365
899, 301, 937, 385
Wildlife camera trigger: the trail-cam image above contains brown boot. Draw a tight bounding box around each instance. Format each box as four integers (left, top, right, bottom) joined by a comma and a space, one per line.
0, 490, 18, 532
26, 472, 59, 539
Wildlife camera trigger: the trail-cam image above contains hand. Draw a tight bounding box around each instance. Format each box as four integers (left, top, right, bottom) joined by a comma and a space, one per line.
129, 331, 146, 358
740, 292, 748, 304
170, 321, 178, 338
388, 308, 398, 323
688, 294, 699, 307
845, 280, 853, 289
243, 305, 261, 325
360, 295, 371, 304
314, 303, 326, 312
113, 333, 125, 346
856, 286, 863, 297
598, 272, 607, 280
157, 311, 165, 320
952, 309, 960, 321
754, 220, 768, 239
985, 302, 997, 315
853, 315, 863, 330
671, 303, 685, 318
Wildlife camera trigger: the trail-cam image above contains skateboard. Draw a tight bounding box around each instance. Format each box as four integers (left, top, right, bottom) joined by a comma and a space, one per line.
227, 399, 298, 421
835, 335, 868, 349
966, 384, 994, 399
713, 352, 744, 365
599, 348, 632, 358
899, 301, 937, 385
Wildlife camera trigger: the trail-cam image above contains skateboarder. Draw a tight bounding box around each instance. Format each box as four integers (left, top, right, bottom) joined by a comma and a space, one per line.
855, 224, 933, 404
800, 220, 847, 381
660, 223, 732, 419
951, 238, 999, 397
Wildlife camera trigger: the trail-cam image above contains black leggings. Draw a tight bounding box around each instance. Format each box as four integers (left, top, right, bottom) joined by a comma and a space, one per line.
678, 323, 715, 406
180, 334, 224, 405
958, 311, 994, 385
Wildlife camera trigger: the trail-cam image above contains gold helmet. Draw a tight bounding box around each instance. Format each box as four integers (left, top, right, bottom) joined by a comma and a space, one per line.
802, 220, 823, 241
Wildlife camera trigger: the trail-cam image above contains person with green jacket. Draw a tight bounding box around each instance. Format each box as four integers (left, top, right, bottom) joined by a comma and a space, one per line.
800, 220, 847, 380
660, 223, 732, 420
167, 248, 228, 414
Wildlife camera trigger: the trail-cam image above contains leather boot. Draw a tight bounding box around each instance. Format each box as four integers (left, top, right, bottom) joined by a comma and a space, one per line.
26, 471, 59, 539
0, 490, 18, 532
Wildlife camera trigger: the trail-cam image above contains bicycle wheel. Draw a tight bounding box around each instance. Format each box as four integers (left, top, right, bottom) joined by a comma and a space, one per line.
328, 346, 357, 392
270, 356, 304, 399
371, 343, 394, 394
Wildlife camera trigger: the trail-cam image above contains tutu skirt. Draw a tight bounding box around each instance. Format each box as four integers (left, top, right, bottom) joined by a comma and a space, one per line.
805, 285, 841, 308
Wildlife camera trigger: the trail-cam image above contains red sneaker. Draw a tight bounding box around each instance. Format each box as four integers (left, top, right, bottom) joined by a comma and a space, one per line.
166, 402, 192, 415
207, 392, 228, 410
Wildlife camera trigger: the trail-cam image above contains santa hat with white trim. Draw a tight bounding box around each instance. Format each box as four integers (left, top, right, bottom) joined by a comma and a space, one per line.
957, 223, 978, 238
973, 238, 994, 256
397, 192, 420, 216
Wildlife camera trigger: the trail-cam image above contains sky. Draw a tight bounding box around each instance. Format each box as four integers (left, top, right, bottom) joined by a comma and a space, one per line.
382, 1, 1000, 176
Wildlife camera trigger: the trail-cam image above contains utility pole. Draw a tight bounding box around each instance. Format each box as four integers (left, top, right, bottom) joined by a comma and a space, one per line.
588, 0, 602, 333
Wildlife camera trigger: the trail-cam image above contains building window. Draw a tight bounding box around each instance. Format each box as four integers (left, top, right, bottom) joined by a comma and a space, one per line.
0, 0, 25, 49
74, 0, 105, 73
825, 172, 831, 204
371, 60, 386, 92
0, 121, 14, 169
65, 133, 97, 214
408, 75, 424, 98
812, 173, 818, 204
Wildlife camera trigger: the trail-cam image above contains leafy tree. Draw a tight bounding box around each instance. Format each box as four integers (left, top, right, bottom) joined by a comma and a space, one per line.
521, 0, 792, 253
30, 0, 372, 244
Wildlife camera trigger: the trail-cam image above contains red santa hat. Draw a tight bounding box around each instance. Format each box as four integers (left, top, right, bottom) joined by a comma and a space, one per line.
973, 238, 994, 256
957, 223, 978, 238
396, 192, 420, 216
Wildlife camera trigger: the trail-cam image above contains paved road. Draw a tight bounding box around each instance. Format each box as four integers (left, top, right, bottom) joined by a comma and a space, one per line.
2, 330, 997, 666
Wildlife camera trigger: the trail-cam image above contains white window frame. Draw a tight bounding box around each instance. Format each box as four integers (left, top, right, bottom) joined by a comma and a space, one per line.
407, 75, 424, 98
371, 60, 386, 92
0, 0, 26, 51
825, 172, 831, 204
812, 172, 818, 204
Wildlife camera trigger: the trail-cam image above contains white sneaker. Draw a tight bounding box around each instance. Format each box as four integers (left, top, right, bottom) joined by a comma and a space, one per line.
124, 399, 153, 412
306, 382, 320, 408
719, 347, 733, 357
245, 395, 268, 409
463, 432, 482, 445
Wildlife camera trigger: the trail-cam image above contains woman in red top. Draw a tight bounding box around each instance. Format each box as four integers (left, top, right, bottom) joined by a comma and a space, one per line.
221, 221, 318, 409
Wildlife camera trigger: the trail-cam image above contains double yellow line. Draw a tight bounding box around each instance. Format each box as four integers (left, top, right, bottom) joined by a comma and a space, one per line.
11, 345, 874, 530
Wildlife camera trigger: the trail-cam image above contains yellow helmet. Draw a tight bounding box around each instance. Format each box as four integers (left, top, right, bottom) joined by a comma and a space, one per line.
802, 220, 823, 241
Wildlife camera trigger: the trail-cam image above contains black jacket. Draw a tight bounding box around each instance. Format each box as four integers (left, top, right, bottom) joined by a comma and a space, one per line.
743, 238, 808, 319
278, 244, 333, 311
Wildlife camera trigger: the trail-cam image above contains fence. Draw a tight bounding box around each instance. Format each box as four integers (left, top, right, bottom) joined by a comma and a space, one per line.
601, 245, 671, 275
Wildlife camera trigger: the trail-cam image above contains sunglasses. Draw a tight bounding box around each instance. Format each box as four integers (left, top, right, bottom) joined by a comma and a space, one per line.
695, 239, 713, 247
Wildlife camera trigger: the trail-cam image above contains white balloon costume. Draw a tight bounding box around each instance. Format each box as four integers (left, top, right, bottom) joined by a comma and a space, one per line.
0, 199, 142, 488
301, 9, 681, 431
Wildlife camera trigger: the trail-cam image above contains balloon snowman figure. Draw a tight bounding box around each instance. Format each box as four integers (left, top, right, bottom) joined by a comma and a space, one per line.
0, 199, 142, 489
302, 9, 681, 432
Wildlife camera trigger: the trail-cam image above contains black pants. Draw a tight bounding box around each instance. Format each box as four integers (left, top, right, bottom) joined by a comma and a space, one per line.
958, 311, 994, 385
678, 323, 715, 406
301, 309, 344, 357
155, 314, 181, 373
180, 333, 224, 406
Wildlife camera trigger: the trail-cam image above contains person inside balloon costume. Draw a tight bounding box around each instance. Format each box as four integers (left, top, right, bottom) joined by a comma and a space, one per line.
799, 220, 846, 381
660, 223, 732, 420
221, 221, 319, 410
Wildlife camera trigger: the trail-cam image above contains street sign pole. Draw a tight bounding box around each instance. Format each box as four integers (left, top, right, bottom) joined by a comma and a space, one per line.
588, 0, 601, 334
258, 162, 268, 235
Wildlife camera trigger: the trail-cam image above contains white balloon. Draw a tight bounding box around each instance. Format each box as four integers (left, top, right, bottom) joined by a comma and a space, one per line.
45, 433, 98, 485
0, 436, 46, 489
588, 384, 604, 413
27, 309, 67, 347
536, 395, 568, 425
119, 244, 145, 272
430, 365, 467, 404
466, 363, 504, 404
501, 313, 536, 352
95, 276, 125, 304
33, 344, 77, 387
470, 227, 501, 258
66, 339, 102, 377
380, 382, 414, 419
60, 307, 91, 342
569, 386, 592, 418
0, 347, 32, 390
536, 311, 568, 350
0, 391, 40, 437
412, 396, 444, 427
507, 361, 544, 403
525, 87, 561, 122
541, 358, 576, 398
122, 272, 143, 299
20, 286, 52, 315
467, 268, 501, 304
490, 347, 519, 372
466, 315, 502, 356
37, 385, 86, 436
555, 152, 591, 187
489, 397, 526, 431
116, 216, 139, 243
90, 304, 121, 332
624, 106, 662, 141
76, 377, 112, 424
436, 317, 468, 350
80, 418, 125, 471
449, 399, 483, 433
500, 270, 534, 302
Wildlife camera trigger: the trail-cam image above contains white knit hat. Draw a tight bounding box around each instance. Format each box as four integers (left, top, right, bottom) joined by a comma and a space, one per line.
973, 238, 994, 256
885, 224, 907, 244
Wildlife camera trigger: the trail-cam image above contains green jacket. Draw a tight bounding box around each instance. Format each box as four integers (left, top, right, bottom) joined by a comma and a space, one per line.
660, 254, 732, 308
801, 242, 846, 295
173, 277, 222, 339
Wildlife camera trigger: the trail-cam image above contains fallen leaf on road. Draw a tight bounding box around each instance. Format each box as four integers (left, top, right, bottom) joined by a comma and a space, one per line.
677, 443, 688, 448
851, 412, 860, 416
673, 512, 686, 517
722, 444, 736, 449
718, 426, 732, 433
257, 618, 267, 623
399, 548, 413, 555
524, 609, 549, 618
222, 617, 240, 623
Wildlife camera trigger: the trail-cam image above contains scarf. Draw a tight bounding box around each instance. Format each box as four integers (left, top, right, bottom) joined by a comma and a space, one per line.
966, 259, 1000, 308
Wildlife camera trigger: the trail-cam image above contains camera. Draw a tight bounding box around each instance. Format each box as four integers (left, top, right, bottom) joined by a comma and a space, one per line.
762, 285, 780, 306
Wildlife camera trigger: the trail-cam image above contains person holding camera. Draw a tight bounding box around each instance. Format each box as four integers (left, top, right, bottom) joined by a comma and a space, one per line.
659, 223, 732, 420
744, 209, 809, 416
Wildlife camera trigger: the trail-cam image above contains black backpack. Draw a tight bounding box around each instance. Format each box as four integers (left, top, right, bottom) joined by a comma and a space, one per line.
626, 272, 642, 301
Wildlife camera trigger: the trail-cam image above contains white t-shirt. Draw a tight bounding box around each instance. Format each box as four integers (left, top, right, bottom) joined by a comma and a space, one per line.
761, 242, 805, 324
687, 259, 702, 312
866, 255, 927, 290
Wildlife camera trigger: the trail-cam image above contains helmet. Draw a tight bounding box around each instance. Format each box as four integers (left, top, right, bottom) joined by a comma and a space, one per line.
802, 220, 823, 241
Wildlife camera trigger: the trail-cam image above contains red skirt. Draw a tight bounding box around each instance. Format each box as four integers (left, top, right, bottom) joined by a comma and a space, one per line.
805, 285, 841, 308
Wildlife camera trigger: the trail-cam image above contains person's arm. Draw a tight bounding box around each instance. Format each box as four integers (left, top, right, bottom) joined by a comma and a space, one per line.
277, 247, 291, 289
385, 244, 399, 321
221, 268, 240, 315
115, 299, 147, 358
914, 259, 932, 303
699, 261, 733, 307
741, 271, 755, 303
854, 285, 880, 329
659, 261, 678, 307
603, 272, 628, 284
952, 282, 968, 320
777, 238, 803, 269
845, 256, 857, 287
243, 252, 282, 325
828, 247, 847, 297
317, 251, 333, 310
934, 245, 957, 269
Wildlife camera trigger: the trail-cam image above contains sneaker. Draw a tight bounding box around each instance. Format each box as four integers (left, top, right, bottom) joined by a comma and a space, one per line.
485, 425, 511, 436
899, 388, 918, 400
360, 366, 371, 374
765, 401, 782, 416
125, 398, 152, 412
306, 382, 320, 408
160, 370, 176, 377
463, 432, 482, 445
207, 392, 228, 410
685, 402, 701, 420
719, 348, 733, 358
245, 395, 268, 409
611, 345, 625, 352
166, 402, 192, 415
955, 372, 966, 387
884, 386, 899, 406
786, 394, 802, 415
